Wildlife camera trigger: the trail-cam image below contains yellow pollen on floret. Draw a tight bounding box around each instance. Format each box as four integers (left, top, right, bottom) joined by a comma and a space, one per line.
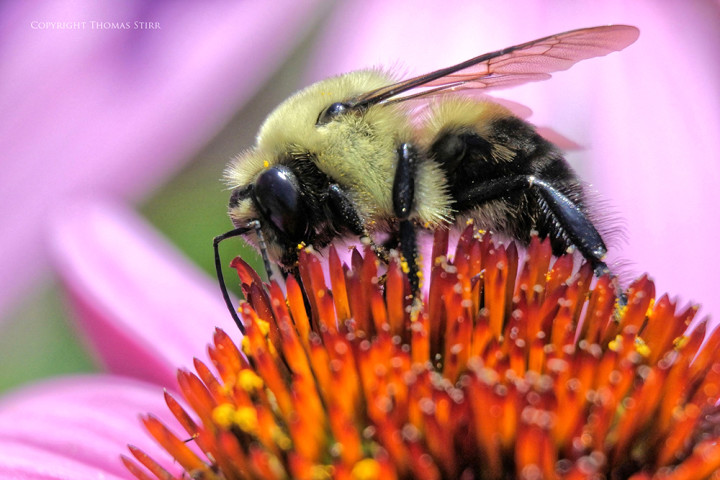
234, 406, 259, 433
674, 335, 689, 349
351, 458, 381, 480
257, 319, 271, 336
309, 465, 334, 479
263, 160, 270, 168
272, 428, 293, 451
241, 336, 251, 355
213, 404, 260, 433
608, 335, 623, 352
212, 403, 236, 429
400, 259, 409, 274
238, 369, 264, 392
634, 337, 651, 357
646, 298, 656, 317
615, 299, 629, 318
297, 241, 307, 251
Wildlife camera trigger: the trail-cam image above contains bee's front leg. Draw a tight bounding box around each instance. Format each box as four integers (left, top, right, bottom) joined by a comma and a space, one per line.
392, 143, 421, 296
327, 184, 366, 236
327, 183, 389, 263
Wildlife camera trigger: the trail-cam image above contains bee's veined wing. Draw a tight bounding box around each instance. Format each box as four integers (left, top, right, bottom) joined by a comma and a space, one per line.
351, 25, 639, 107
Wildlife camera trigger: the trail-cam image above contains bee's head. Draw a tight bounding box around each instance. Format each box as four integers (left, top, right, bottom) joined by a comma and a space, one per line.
225, 157, 311, 266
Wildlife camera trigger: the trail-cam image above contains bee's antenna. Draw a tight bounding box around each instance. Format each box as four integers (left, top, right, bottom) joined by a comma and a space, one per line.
213, 221, 276, 335
213, 225, 255, 334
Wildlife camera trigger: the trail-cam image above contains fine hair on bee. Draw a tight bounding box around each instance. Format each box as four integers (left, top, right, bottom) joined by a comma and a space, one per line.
214, 25, 640, 333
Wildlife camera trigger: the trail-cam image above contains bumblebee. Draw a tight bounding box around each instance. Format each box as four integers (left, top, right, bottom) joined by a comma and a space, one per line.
215, 25, 639, 332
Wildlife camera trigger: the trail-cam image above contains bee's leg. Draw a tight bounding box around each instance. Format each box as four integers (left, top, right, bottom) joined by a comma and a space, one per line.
457, 175, 608, 273
252, 220, 274, 280
328, 184, 365, 236
392, 143, 421, 296
327, 184, 388, 262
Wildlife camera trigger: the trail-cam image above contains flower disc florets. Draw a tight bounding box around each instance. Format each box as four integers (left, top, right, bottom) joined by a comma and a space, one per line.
124, 228, 720, 480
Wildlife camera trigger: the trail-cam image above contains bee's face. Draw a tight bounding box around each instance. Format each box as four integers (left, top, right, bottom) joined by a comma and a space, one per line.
226, 163, 309, 264
223, 69, 399, 263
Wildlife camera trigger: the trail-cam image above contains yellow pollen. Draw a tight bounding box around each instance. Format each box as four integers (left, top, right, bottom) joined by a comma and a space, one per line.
241, 336, 251, 355
351, 458, 381, 480
212, 403, 236, 429
272, 428, 293, 451
234, 406, 259, 433
212, 404, 260, 433
400, 259, 409, 274
309, 465, 334, 479
238, 369, 264, 391
674, 335, 689, 349
409, 299, 422, 323
614, 299, 628, 318
634, 337, 651, 357
263, 160, 270, 168
608, 335, 622, 352
257, 319, 271, 336
646, 298, 656, 317
297, 241, 307, 250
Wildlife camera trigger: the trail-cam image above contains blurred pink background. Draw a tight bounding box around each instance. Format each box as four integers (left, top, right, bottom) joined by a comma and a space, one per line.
0, 1, 325, 320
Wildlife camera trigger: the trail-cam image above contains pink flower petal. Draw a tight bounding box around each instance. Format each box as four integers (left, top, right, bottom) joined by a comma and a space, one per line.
308, 0, 720, 322
0, 375, 183, 478
0, 0, 327, 320
50, 199, 242, 388
0, 444, 128, 480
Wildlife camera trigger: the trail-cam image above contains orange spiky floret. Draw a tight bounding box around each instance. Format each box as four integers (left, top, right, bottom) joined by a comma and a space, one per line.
126, 228, 720, 480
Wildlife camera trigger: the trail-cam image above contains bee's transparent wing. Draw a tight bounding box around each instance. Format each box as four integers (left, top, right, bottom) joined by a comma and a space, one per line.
352, 25, 639, 107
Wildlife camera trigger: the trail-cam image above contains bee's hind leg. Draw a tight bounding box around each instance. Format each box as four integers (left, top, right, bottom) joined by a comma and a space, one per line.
458, 175, 627, 306
457, 175, 607, 271
392, 143, 421, 297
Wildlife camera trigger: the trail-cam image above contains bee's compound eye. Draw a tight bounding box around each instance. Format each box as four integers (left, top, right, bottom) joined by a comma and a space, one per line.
253, 166, 309, 241
316, 102, 349, 125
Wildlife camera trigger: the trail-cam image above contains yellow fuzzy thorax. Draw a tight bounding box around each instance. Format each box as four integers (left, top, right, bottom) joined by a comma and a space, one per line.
224, 69, 454, 227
